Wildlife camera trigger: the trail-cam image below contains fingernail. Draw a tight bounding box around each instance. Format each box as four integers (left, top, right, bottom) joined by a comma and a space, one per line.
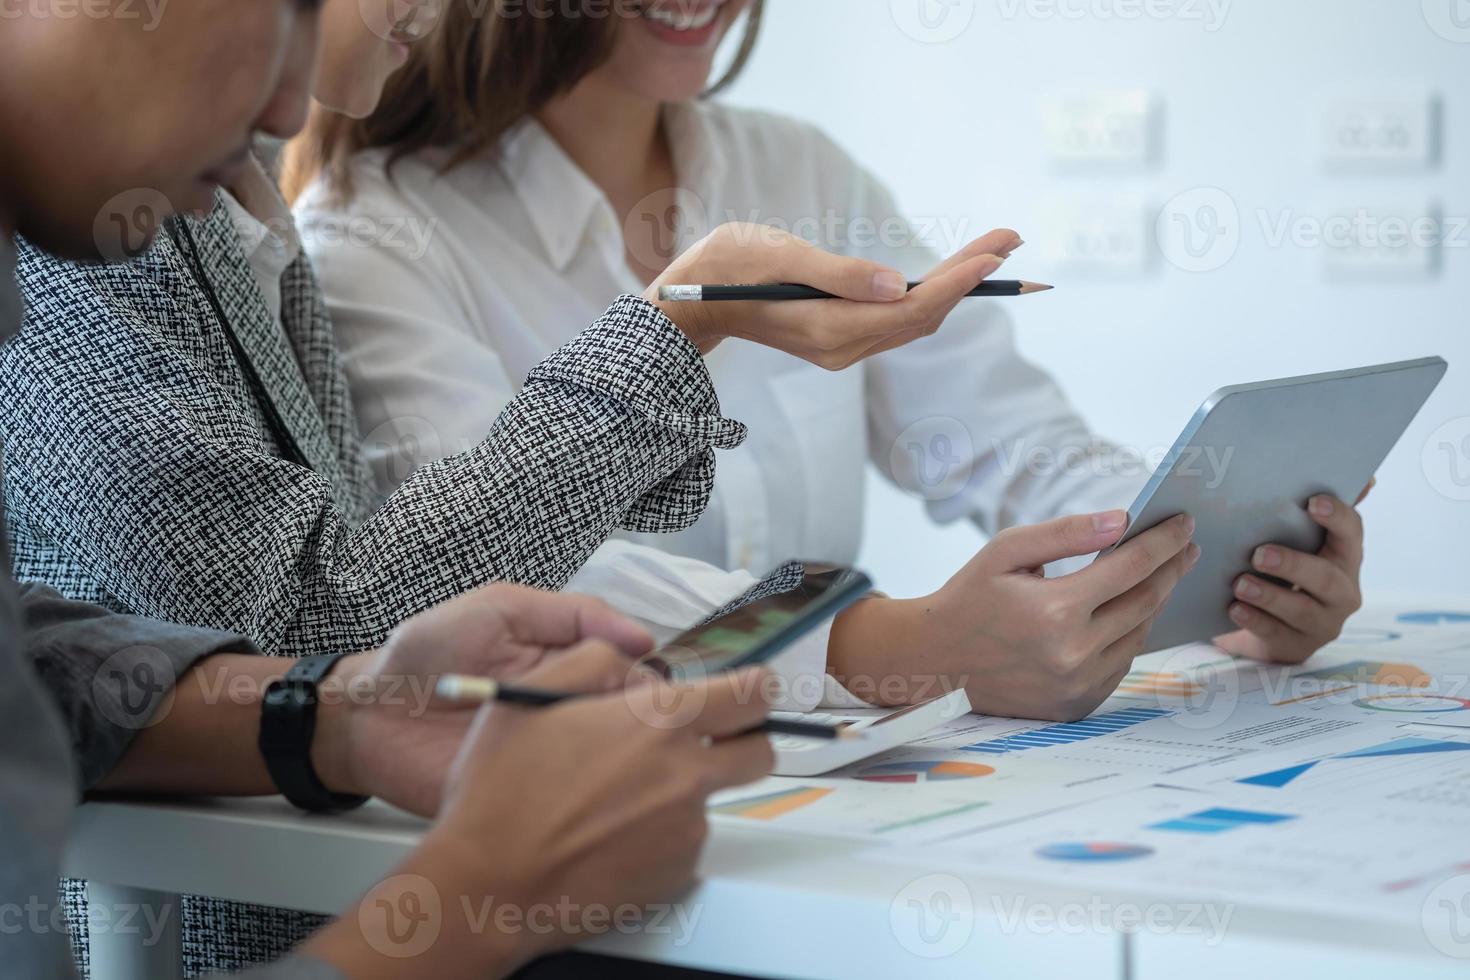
1185, 543, 1202, 569
872, 270, 908, 301
1001, 237, 1025, 257
1236, 577, 1262, 601
1254, 545, 1282, 571
1310, 496, 1334, 517
1229, 603, 1251, 625
1182, 515, 1197, 536
1094, 510, 1128, 533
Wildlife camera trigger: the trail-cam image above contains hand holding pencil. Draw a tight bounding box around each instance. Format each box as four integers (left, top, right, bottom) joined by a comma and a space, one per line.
646, 224, 1033, 371
386, 646, 775, 975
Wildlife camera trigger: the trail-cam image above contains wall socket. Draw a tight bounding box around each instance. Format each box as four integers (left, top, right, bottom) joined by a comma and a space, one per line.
1039, 196, 1152, 276
1041, 91, 1161, 169
1321, 90, 1440, 172
1319, 202, 1442, 281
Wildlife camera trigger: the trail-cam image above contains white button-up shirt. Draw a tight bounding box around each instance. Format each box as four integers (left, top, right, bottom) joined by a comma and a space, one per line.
220, 157, 303, 326
296, 101, 1147, 709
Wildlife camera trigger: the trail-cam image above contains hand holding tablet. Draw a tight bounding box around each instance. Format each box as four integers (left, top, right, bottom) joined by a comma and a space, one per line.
1102, 357, 1447, 657
1216, 484, 1371, 665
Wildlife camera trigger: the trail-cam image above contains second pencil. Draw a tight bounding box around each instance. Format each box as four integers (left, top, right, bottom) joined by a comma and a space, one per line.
658, 280, 1053, 302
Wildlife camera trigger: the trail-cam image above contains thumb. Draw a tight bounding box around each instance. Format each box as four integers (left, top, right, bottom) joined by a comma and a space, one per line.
988, 511, 1130, 572
778, 235, 910, 302
515, 640, 636, 695
494, 588, 654, 658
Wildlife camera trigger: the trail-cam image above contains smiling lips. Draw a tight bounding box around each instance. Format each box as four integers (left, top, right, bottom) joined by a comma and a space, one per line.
639, 0, 728, 36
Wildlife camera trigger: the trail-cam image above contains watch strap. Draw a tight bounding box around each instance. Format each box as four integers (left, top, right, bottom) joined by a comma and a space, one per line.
259, 653, 369, 813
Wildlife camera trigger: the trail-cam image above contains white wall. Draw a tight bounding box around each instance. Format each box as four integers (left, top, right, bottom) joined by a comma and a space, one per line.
721, 0, 1470, 602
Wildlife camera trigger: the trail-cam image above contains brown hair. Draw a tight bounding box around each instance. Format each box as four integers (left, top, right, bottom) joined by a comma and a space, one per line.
282, 0, 765, 203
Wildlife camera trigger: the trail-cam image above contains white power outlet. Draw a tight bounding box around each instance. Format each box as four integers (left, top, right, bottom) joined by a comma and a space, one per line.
1321, 90, 1439, 171
1041, 91, 1160, 169
1039, 196, 1151, 276
1319, 202, 1441, 281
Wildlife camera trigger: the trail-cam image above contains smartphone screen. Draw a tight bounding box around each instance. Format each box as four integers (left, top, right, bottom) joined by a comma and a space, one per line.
641, 563, 873, 681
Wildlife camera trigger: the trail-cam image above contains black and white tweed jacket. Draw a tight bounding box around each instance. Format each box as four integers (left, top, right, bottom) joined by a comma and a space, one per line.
2, 197, 745, 651
0, 196, 745, 975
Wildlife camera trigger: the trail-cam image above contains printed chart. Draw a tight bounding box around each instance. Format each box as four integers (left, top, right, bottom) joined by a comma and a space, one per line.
1148, 807, 1296, 834
959, 707, 1172, 755
854, 760, 995, 783
1108, 627, 1470, 728
1036, 842, 1155, 862
708, 776, 1000, 840
877, 784, 1470, 922
718, 606, 1470, 924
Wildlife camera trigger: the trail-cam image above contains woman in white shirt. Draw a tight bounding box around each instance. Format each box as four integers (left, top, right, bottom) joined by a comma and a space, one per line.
290, 0, 1368, 718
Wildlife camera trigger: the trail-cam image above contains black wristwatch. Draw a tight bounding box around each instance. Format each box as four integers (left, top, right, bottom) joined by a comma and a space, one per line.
258, 653, 370, 813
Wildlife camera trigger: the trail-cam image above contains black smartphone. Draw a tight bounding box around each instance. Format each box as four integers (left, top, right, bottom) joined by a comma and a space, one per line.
639, 562, 874, 682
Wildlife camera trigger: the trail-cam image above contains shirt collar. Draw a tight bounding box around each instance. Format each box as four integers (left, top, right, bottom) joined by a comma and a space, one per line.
218, 155, 302, 279
497, 101, 727, 273
498, 118, 610, 272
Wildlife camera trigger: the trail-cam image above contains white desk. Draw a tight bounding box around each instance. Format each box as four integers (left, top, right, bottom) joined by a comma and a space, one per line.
64, 792, 1466, 980
64, 598, 1470, 979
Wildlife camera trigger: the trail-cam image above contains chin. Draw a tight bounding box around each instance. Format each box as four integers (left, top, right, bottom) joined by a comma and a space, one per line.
615, 32, 728, 102
328, 84, 384, 122
12, 172, 188, 263
16, 214, 156, 264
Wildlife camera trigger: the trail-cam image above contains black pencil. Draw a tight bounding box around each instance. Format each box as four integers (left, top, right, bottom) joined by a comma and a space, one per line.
435, 675, 862, 741
657, 280, 1053, 302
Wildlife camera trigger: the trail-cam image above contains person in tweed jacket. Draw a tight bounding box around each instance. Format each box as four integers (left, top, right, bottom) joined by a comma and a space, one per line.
0, 3, 999, 975
7, 201, 992, 975
1, 159, 997, 662
2, 5, 779, 980
1, 128, 994, 671
6, 173, 738, 648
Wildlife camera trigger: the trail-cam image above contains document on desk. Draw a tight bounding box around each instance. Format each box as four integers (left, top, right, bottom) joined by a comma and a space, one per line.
1158, 720, 1470, 801
853, 608, 1470, 921
712, 608, 1469, 849
1105, 613, 1470, 729
867, 770, 1470, 924
707, 753, 1151, 844
768, 689, 973, 776
708, 687, 1410, 844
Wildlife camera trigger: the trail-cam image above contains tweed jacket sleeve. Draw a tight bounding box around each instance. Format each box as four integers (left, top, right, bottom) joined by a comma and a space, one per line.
1, 209, 746, 659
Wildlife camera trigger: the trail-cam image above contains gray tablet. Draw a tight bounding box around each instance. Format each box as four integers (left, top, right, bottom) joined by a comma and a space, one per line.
1102, 356, 1448, 653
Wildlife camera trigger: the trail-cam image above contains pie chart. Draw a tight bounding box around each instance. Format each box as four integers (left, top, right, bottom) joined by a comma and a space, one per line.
855, 760, 995, 783
1036, 842, 1155, 863
1353, 693, 1470, 714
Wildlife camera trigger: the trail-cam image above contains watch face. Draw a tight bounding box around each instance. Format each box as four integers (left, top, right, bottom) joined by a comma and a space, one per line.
259, 660, 369, 811
264, 681, 310, 709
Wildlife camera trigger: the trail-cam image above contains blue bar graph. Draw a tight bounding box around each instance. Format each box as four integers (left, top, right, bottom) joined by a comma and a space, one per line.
1150, 807, 1296, 834
961, 707, 1172, 755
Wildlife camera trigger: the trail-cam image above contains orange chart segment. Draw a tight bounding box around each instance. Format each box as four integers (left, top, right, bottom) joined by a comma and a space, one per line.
1296, 660, 1433, 688
712, 786, 833, 820
1117, 671, 1203, 697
